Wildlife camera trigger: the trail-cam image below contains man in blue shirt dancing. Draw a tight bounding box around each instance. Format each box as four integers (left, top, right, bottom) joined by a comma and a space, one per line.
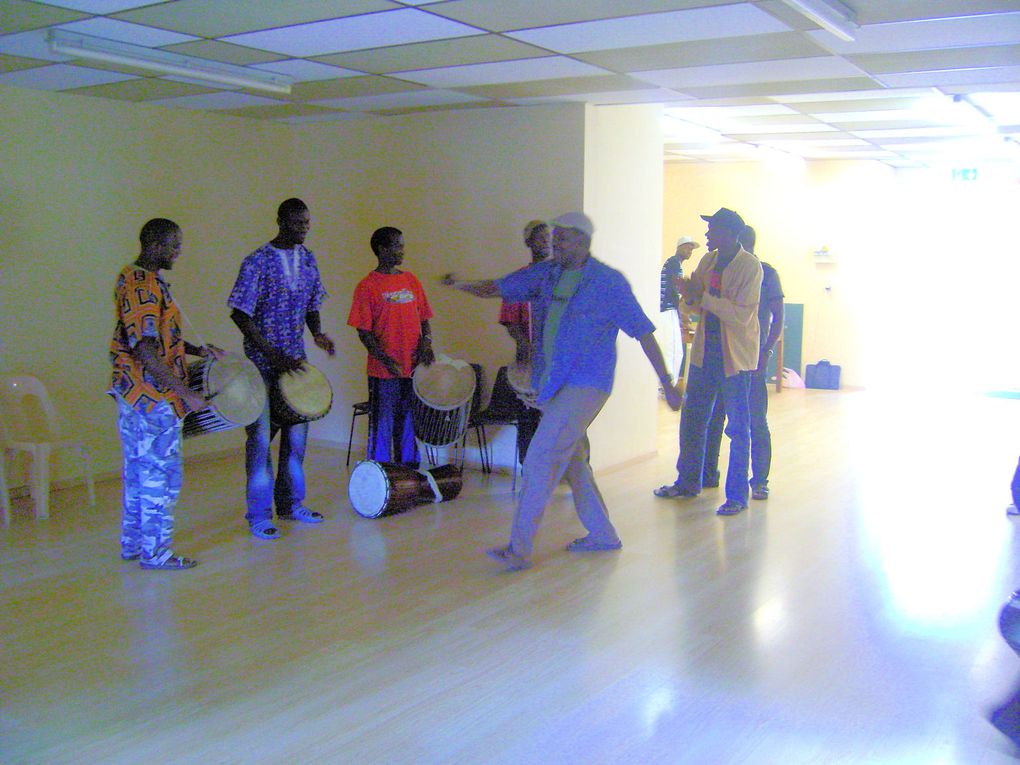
444, 212, 681, 571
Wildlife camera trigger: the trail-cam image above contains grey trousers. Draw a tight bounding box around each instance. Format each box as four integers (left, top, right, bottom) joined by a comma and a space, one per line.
509, 386, 615, 557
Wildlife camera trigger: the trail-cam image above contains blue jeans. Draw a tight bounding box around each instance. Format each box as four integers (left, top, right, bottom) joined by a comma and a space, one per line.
368, 377, 419, 466
244, 377, 308, 524
703, 367, 771, 489
674, 339, 751, 505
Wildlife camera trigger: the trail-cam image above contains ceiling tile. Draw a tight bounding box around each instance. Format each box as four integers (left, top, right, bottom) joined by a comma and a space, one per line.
32, 0, 158, 11
218, 101, 344, 120
509, 87, 691, 106
0, 61, 136, 89
252, 59, 359, 82
634, 57, 869, 89
0, 28, 73, 61
312, 88, 488, 111
149, 90, 286, 110
162, 40, 287, 65
66, 75, 213, 100
849, 0, 1020, 25
678, 77, 881, 99
506, 5, 789, 53
0, 0, 85, 35
0, 51, 48, 72
879, 66, 1020, 89
850, 44, 1020, 75
425, 0, 735, 33
289, 73, 421, 101
312, 35, 550, 74
112, 0, 398, 39
575, 32, 830, 72
56, 17, 199, 46
220, 8, 483, 58
808, 12, 1020, 55
395, 57, 609, 88
457, 74, 649, 100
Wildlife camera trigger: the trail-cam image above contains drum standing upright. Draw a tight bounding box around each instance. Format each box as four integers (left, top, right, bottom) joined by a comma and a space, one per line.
182, 354, 266, 438
411, 356, 476, 448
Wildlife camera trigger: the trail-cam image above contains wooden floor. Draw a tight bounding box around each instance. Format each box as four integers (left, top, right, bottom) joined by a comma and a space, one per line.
3, 388, 1020, 764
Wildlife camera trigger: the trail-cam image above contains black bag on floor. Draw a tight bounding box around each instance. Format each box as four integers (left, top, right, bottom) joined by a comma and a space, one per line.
805, 360, 841, 390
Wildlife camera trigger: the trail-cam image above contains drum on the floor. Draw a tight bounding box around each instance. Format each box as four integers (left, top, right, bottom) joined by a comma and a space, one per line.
348, 460, 463, 519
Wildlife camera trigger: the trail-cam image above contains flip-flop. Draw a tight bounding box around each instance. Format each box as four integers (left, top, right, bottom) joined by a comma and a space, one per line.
278, 506, 324, 524
139, 554, 197, 570
485, 545, 532, 571
250, 519, 281, 539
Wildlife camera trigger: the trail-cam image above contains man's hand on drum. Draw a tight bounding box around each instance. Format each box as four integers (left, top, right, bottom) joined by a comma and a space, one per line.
182, 389, 208, 413
415, 338, 435, 367
270, 350, 304, 375
313, 332, 336, 356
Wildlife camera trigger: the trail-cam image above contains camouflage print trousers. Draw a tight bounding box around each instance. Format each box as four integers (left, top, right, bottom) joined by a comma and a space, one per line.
115, 396, 183, 563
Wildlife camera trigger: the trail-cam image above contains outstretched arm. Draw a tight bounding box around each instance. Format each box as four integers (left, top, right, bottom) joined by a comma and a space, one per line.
441, 273, 500, 298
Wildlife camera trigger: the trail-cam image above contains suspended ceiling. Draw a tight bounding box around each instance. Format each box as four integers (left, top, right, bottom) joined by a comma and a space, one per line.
1, 0, 1019, 167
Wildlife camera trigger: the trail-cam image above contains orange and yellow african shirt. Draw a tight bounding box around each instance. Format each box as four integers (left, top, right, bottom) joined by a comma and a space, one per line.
108, 265, 188, 418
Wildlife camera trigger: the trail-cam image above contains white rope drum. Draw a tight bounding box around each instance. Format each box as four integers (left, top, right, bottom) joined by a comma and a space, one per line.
411, 356, 476, 447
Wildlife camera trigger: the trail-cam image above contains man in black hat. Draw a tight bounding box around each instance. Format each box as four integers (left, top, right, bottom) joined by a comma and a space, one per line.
654, 208, 762, 515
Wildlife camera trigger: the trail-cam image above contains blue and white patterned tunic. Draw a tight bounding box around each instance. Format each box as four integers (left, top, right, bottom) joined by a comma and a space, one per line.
227, 243, 327, 375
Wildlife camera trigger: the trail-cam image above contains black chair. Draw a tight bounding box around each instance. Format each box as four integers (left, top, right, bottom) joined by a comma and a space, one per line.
467, 365, 523, 490
345, 399, 371, 467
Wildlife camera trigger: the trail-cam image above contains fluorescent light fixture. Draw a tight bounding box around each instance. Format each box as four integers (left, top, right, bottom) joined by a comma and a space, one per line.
47, 29, 293, 95
778, 0, 859, 42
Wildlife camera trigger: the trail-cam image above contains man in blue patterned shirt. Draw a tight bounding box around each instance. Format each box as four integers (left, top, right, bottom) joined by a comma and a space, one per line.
228, 198, 335, 540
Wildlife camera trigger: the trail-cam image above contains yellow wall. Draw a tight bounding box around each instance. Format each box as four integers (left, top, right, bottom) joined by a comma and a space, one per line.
583, 103, 664, 471
0, 84, 294, 485
663, 159, 897, 388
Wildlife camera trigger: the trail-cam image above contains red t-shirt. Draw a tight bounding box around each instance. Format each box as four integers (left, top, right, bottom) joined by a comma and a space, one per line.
348, 270, 433, 378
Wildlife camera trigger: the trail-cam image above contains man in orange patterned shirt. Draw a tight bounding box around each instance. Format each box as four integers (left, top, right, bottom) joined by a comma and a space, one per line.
109, 218, 222, 570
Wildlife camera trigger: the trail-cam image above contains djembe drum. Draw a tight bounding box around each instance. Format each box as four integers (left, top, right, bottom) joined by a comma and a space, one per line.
506, 361, 539, 409
270, 363, 333, 426
410, 356, 476, 448
348, 460, 463, 519
182, 353, 265, 438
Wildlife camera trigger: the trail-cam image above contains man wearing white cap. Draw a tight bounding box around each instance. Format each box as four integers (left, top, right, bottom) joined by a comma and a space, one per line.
444, 212, 681, 570
660, 235, 701, 386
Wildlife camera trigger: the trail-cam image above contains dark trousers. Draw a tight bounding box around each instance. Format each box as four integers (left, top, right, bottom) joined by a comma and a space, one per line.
674, 340, 751, 505
703, 367, 772, 489
368, 377, 419, 466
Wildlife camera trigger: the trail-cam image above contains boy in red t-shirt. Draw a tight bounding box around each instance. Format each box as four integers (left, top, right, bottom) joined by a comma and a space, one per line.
348, 227, 434, 465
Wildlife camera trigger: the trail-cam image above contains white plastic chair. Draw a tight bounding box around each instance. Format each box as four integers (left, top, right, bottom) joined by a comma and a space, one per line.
0, 375, 95, 520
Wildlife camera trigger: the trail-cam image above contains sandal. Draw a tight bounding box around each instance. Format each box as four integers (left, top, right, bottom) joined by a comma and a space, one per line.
566, 535, 622, 552
250, 519, 281, 540
485, 545, 532, 571
278, 506, 324, 524
121, 551, 140, 561
653, 484, 699, 498
139, 554, 197, 570
716, 500, 747, 516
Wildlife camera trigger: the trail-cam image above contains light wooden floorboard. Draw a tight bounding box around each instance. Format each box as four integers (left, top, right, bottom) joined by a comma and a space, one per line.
3, 389, 1020, 764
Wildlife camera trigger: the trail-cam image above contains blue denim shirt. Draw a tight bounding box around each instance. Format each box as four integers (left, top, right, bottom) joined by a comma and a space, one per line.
496, 257, 654, 404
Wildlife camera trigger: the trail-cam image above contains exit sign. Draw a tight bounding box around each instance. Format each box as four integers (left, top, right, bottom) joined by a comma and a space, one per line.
952, 168, 978, 181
